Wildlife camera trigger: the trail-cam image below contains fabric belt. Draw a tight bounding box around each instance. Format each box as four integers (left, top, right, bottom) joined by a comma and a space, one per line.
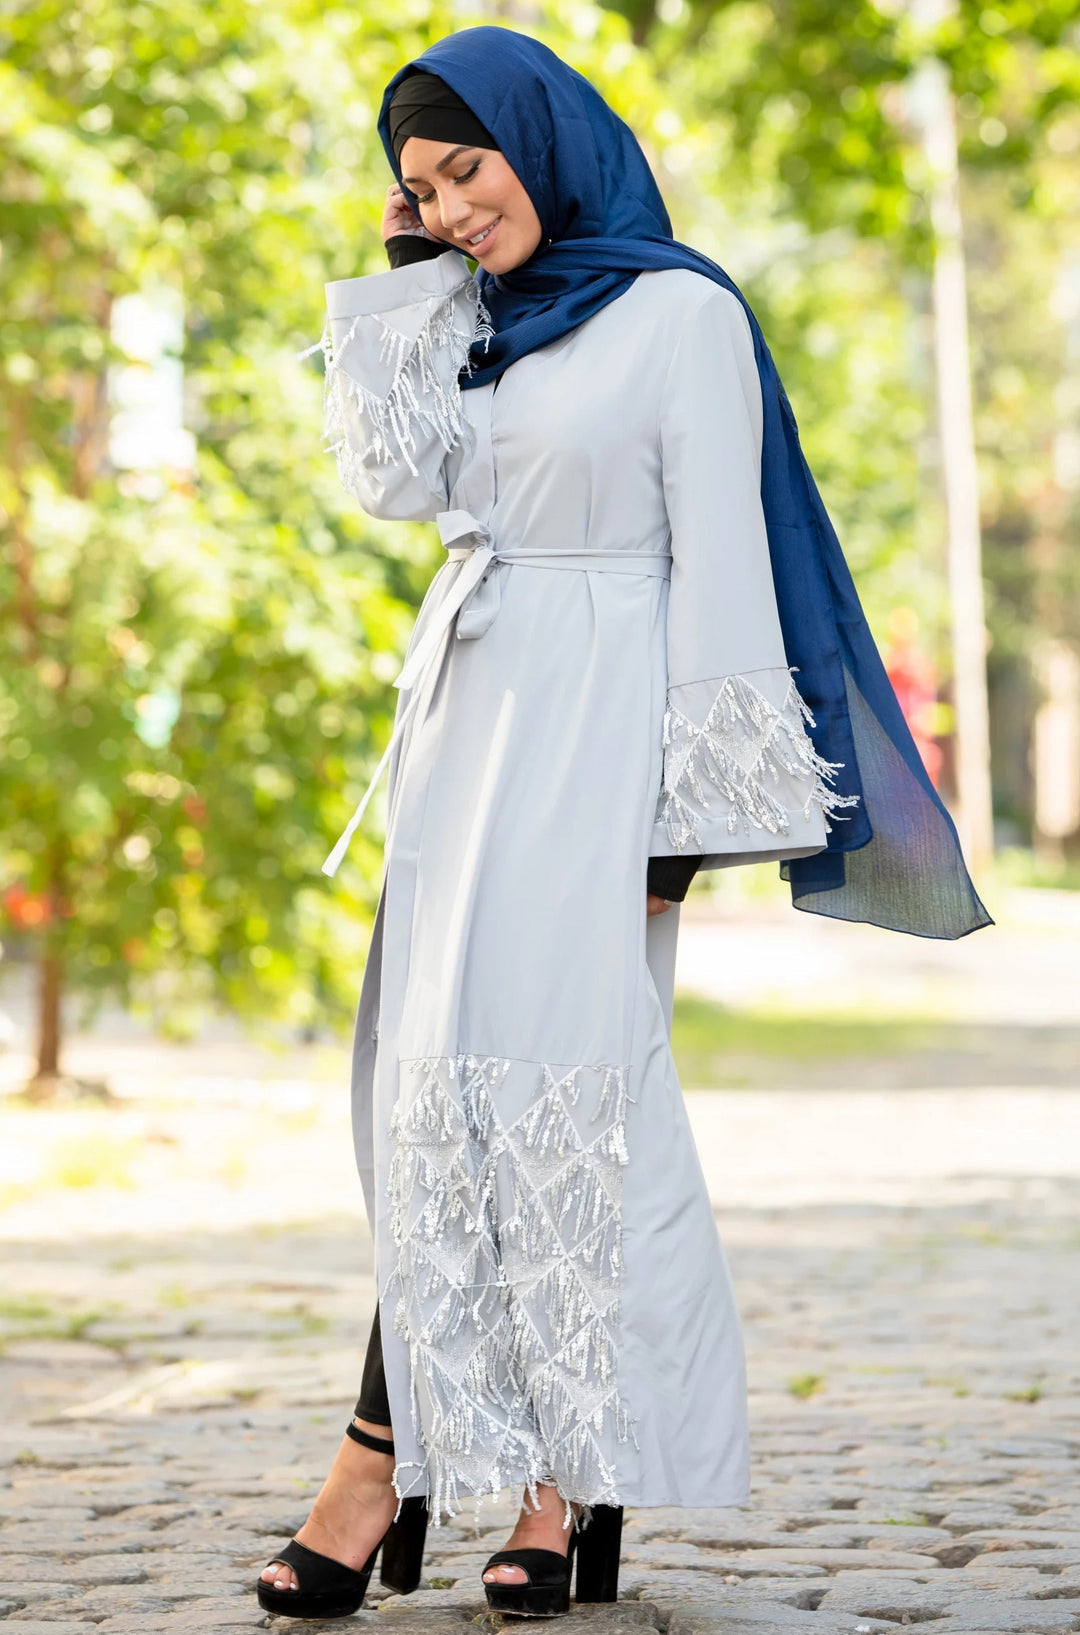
322, 509, 672, 877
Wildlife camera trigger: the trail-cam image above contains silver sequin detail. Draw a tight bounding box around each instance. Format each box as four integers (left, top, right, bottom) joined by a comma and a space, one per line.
312, 279, 491, 484
386, 1055, 633, 1527
655, 668, 860, 851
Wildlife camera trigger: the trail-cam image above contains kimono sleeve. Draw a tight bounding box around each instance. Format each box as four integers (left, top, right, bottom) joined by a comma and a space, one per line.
321, 249, 486, 522
650, 284, 841, 868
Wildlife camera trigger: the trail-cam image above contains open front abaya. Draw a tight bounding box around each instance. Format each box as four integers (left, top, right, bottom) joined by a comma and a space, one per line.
324, 252, 844, 1523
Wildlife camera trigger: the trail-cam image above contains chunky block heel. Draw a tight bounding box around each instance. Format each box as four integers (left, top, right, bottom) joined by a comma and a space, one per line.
575, 1504, 622, 1602
379, 1494, 429, 1594
255, 1422, 428, 1619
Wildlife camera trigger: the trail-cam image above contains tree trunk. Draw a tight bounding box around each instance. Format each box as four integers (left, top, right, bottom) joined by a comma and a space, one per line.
36, 950, 62, 1080
24, 292, 112, 1102
909, 10, 995, 873
27, 842, 66, 1100
928, 82, 995, 871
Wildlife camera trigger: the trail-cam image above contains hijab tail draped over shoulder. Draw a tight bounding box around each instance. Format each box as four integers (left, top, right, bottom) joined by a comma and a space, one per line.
372, 27, 993, 942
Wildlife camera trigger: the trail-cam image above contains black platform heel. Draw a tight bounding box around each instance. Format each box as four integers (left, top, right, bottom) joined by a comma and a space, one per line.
255, 1423, 428, 1619
575, 1504, 623, 1602
481, 1503, 623, 1617
380, 1495, 429, 1594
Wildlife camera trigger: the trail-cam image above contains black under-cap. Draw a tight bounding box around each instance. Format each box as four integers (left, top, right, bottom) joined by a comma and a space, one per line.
388, 69, 498, 163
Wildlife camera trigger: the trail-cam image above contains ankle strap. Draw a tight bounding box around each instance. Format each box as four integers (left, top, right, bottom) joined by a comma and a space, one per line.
346, 1421, 395, 1455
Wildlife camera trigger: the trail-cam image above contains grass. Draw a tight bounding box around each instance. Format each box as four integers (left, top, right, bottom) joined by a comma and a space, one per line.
924, 1374, 971, 1397
268, 1305, 332, 1341
670, 994, 939, 1087
288, 1304, 331, 1335
1004, 1383, 1046, 1403
787, 1373, 827, 1400
41, 1131, 140, 1190
925, 1376, 971, 1397
0, 1297, 54, 1323
0, 1291, 120, 1348
0, 1305, 106, 1349
158, 1282, 193, 1309
958, 1224, 1006, 1245
995, 846, 1080, 892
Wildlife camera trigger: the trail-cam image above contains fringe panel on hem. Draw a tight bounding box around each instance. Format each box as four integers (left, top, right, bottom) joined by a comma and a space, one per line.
654, 667, 861, 852
385, 1054, 634, 1527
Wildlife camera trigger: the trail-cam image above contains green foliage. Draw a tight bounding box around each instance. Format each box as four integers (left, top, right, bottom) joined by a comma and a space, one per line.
0, 0, 455, 1052
0, 0, 681, 1065
605, 0, 1080, 243
2, 0, 1078, 1073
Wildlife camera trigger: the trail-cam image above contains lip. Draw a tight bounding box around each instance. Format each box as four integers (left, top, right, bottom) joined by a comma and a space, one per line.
459, 216, 501, 254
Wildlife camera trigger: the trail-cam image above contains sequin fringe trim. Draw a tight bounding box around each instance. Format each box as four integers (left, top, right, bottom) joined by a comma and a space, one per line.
655, 668, 860, 851
385, 1054, 633, 1527
307, 278, 492, 486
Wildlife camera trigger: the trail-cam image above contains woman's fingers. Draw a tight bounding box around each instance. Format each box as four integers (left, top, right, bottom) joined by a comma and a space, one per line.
645, 893, 672, 917
382, 181, 452, 247
381, 183, 423, 242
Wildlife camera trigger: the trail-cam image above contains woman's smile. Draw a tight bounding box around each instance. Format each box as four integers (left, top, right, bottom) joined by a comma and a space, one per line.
460, 215, 501, 253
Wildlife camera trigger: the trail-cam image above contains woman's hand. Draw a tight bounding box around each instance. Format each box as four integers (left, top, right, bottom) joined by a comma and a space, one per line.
646, 893, 671, 917
381, 182, 448, 245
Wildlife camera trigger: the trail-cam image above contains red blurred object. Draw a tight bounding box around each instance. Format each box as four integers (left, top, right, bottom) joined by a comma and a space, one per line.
2, 883, 51, 929
884, 608, 943, 788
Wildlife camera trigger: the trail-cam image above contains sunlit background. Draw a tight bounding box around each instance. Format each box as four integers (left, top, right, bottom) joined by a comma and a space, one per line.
1, 0, 1079, 1238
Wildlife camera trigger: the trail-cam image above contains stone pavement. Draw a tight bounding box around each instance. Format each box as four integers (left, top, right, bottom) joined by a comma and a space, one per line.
2, 884, 1078, 1632
3, 1171, 1080, 1634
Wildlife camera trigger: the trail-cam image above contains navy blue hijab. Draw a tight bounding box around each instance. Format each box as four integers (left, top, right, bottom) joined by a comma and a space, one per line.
378, 27, 991, 939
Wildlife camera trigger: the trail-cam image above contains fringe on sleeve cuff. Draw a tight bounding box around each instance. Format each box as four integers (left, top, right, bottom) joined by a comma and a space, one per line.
655, 667, 860, 853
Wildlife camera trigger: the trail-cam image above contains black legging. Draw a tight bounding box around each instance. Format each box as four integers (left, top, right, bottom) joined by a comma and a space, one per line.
354, 1305, 393, 1427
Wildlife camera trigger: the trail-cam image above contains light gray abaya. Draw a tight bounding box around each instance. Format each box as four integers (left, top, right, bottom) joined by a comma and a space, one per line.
318, 250, 841, 1525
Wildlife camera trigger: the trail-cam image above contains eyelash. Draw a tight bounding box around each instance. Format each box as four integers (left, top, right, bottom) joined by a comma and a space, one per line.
414, 160, 481, 206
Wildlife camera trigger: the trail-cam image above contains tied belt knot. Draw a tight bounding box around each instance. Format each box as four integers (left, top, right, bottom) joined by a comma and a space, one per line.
323, 509, 671, 877
396, 510, 500, 692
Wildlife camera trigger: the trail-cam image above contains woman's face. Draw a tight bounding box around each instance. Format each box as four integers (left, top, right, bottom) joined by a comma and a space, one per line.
399, 137, 543, 274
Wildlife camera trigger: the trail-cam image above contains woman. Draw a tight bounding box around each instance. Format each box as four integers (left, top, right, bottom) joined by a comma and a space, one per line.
257, 25, 990, 1623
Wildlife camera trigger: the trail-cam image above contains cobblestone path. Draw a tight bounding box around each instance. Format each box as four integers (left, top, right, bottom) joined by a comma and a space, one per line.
3, 1172, 1079, 1634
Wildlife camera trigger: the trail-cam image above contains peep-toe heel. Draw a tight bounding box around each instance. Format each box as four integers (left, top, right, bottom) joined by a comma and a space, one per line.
255, 1423, 428, 1619
482, 1532, 579, 1617
481, 1503, 623, 1617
